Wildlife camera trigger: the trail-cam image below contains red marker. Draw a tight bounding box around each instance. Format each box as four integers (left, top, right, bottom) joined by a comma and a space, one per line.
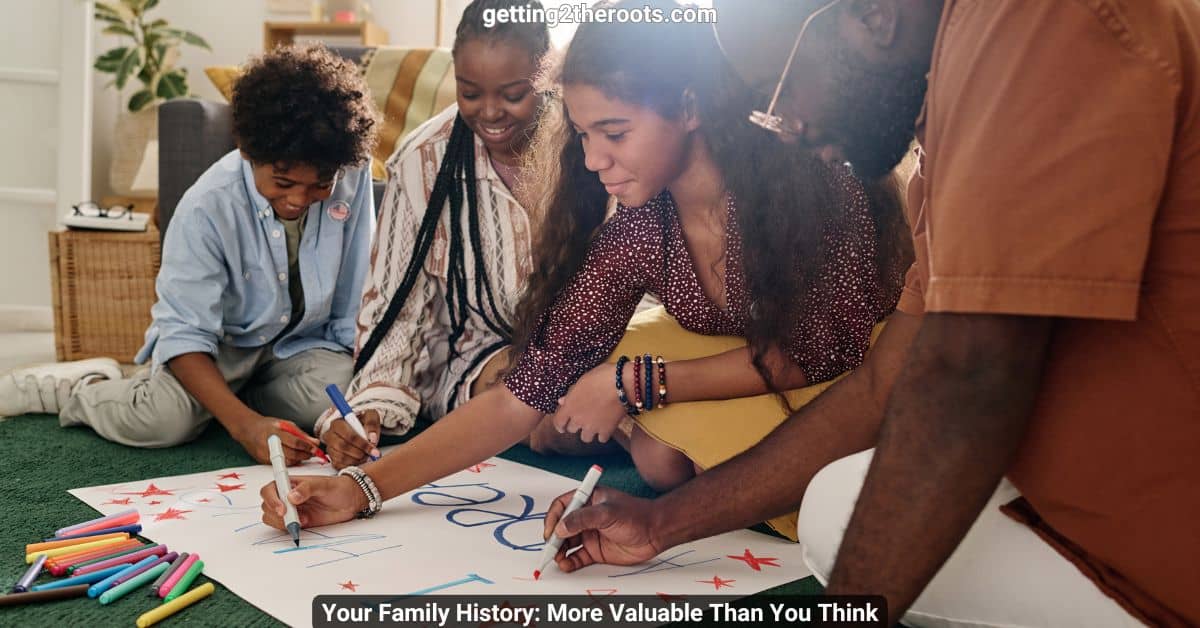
534, 465, 604, 580
276, 420, 329, 463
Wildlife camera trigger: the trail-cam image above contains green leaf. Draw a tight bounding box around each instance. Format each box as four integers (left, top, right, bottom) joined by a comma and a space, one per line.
128, 89, 155, 112
144, 0, 160, 10
102, 24, 135, 37
156, 72, 188, 99
114, 48, 141, 89
177, 30, 211, 51
108, 1, 135, 22
94, 1, 124, 20
93, 46, 129, 73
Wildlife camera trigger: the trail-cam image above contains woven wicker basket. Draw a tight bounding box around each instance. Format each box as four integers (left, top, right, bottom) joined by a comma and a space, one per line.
49, 228, 160, 362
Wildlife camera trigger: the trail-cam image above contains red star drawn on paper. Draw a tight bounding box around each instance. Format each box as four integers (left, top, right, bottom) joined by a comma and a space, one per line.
727, 548, 780, 571
214, 483, 245, 492
656, 592, 687, 602
197, 498, 212, 503
120, 483, 175, 498
153, 507, 191, 521
102, 498, 133, 506
218, 472, 242, 480
147, 500, 162, 506
339, 580, 358, 592
697, 575, 735, 590
466, 462, 496, 473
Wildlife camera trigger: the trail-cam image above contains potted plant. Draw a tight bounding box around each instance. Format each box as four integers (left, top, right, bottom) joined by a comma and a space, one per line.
94, 0, 210, 197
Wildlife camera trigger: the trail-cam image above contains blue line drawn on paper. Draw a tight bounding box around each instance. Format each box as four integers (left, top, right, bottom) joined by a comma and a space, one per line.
608, 549, 720, 578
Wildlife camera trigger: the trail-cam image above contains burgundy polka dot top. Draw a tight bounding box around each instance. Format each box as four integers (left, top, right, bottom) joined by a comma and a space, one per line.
505, 168, 897, 414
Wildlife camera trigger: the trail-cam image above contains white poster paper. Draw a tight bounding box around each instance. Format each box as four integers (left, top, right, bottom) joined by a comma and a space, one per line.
70, 455, 809, 627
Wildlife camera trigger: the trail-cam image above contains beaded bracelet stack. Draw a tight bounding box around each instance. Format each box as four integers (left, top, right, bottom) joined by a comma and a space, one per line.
615, 354, 668, 415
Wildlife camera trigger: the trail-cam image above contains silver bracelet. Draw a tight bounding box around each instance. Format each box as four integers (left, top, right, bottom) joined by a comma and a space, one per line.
337, 465, 382, 518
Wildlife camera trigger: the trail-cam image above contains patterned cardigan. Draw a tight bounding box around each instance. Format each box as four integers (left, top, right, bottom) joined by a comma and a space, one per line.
314, 104, 535, 436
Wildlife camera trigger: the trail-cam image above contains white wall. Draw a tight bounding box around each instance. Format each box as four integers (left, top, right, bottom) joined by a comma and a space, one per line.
89, 0, 704, 199
91, 0, 443, 200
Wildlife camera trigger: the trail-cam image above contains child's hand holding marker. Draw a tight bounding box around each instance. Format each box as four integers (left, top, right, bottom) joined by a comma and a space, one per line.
231, 417, 317, 466
323, 385, 381, 466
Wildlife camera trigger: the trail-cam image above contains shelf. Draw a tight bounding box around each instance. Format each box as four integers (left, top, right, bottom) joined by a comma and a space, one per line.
263, 21, 389, 50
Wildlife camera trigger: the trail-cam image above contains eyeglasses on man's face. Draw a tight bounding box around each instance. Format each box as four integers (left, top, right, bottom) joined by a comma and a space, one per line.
748, 0, 847, 139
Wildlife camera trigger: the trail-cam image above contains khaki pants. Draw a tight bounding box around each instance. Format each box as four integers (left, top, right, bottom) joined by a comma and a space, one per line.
60, 345, 352, 448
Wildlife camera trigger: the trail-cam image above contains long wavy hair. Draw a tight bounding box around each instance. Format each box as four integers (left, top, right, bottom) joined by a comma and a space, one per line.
353, 0, 549, 375
511, 0, 911, 398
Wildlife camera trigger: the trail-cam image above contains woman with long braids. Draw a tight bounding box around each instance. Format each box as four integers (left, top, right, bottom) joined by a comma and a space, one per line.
262, 0, 910, 540
313, 0, 551, 465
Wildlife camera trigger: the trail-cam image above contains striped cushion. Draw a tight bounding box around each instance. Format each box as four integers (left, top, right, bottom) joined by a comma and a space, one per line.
362, 47, 458, 180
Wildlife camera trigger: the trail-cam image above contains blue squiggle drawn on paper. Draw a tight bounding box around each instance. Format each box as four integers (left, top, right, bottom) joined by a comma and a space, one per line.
411, 482, 545, 552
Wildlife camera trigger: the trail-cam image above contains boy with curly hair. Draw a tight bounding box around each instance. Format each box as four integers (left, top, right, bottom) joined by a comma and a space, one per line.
0, 44, 378, 465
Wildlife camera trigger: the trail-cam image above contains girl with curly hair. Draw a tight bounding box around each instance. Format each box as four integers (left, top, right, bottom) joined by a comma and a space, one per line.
5, 43, 379, 466
261, 1, 909, 539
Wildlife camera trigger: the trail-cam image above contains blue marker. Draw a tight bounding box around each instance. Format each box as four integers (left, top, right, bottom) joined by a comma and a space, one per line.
31, 564, 126, 591
87, 555, 157, 598
43, 524, 142, 542
324, 384, 378, 461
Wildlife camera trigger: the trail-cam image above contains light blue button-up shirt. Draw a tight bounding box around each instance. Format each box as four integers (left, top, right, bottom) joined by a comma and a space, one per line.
136, 150, 375, 368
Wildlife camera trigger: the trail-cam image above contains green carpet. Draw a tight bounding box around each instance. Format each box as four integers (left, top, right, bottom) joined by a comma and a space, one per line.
0, 414, 819, 626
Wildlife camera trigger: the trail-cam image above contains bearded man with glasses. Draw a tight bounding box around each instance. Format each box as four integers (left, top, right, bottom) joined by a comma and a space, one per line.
540, 1, 1200, 626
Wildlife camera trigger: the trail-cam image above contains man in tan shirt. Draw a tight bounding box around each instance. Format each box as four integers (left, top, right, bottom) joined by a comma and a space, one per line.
540, 1, 1199, 625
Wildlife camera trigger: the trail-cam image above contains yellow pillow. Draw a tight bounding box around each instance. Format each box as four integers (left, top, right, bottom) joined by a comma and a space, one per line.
204, 66, 243, 102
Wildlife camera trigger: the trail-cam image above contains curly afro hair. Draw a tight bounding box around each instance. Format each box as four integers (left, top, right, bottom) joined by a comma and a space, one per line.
231, 43, 378, 179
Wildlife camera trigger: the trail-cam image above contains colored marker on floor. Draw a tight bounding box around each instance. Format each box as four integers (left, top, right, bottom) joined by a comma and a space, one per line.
25, 531, 130, 555
54, 508, 138, 537
88, 555, 158, 598
164, 560, 204, 602
0, 584, 90, 607
99, 562, 169, 605
42, 523, 142, 543
31, 564, 127, 591
149, 552, 188, 596
158, 553, 198, 598
26, 535, 126, 563
11, 555, 47, 593
73, 544, 163, 576
50, 539, 145, 575
135, 582, 215, 627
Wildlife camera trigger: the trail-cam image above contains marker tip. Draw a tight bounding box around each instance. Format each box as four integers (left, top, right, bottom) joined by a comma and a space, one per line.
532, 570, 540, 581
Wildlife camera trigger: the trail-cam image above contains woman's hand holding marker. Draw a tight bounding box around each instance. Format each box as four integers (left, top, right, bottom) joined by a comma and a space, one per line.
324, 384, 381, 463
324, 408, 381, 468
259, 474, 366, 531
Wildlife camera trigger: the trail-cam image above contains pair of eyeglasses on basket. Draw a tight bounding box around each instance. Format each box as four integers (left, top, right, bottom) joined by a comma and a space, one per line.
72, 201, 135, 220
